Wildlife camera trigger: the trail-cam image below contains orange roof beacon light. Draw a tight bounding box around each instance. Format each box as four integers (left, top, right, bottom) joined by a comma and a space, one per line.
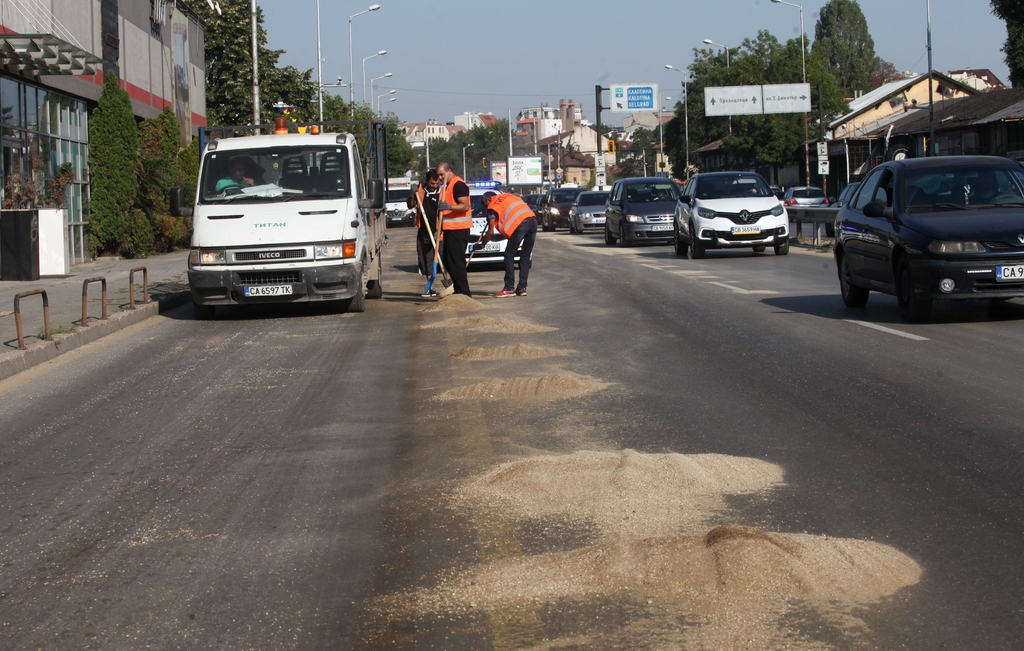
274, 117, 288, 134
311, 125, 321, 134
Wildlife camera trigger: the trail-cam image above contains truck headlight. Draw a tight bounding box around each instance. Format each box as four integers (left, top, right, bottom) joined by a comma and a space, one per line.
314, 243, 345, 259
195, 249, 226, 264
626, 214, 645, 223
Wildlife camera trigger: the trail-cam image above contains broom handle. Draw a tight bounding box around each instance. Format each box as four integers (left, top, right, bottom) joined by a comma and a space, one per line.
417, 190, 448, 277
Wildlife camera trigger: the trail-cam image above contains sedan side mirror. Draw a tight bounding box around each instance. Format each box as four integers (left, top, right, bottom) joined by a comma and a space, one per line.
360, 178, 385, 210
679, 195, 692, 205
169, 186, 192, 217
863, 202, 886, 218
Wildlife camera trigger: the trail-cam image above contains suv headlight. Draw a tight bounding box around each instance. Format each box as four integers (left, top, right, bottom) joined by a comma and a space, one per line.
315, 243, 345, 259
192, 249, 226, 264
626, 214, 645, 223
770, 204, 785, 216
697, 207, 718, 219
928, 241, 985, 254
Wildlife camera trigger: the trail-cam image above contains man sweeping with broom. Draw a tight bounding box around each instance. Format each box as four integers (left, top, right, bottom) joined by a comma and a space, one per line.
434, 161, 473, 297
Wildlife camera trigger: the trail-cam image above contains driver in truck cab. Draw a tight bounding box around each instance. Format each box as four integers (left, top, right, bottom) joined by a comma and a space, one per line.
216, 158, 256, 192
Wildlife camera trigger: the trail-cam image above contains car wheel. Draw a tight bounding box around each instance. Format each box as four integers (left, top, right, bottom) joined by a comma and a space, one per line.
689, 222, 705, 259
895, 257, 931, 322
347, 272, 366, 313
753, 245, 766, 253
618, 224, 631, 248
192, 300, 215, 320
773, 241, 790, 256
838, 252, 869, 308
674, 228, 689, 257
604, 223, 617, 246
569, 220, 576, 234
542, 215, 553, 232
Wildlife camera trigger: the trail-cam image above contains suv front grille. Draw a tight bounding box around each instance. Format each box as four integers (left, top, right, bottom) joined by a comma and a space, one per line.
238, 271, 302, 285
719, 209, 772, 225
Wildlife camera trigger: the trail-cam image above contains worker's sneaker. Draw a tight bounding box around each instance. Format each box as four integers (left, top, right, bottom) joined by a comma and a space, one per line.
494, 289, 517, 298
421, 289, 438, 298
515, 287, 527, 297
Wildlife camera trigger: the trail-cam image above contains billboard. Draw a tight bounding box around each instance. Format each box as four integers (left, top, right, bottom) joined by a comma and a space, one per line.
490, 161, 507, 184
507, 156, 543, 186
609, 84, 659, 112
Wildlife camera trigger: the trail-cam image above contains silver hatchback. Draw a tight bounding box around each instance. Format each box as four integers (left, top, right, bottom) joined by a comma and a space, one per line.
569, 191, 609, 234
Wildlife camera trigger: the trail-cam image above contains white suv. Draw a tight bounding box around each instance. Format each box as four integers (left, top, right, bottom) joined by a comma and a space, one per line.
675, 172, 789, 258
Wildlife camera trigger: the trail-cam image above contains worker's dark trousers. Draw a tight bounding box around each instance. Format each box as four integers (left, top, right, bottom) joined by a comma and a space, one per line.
503, 217, 537, 291
416, 226, 434, 275
440, 228, 471, 296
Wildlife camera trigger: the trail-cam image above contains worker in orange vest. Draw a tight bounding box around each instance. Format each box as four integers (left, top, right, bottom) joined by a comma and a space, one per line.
435, 161, 473, 296
408, 170, 441, 282
476, 191, 538, 297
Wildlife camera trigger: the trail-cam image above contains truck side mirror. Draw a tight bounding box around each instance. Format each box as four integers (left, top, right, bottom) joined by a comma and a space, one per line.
169, 186, 192, 217
360, 178, 384, 210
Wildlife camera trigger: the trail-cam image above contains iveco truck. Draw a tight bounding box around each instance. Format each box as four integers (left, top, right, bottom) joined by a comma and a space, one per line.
175, 130, 385, 319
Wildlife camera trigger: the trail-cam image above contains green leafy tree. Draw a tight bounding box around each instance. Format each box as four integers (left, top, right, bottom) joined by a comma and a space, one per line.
418, 120, 512, 182
323, 97, 417, 177
992, 0, 1024, 86
617, 127, 657, 178
89, 70, 140, 256
193, 0, 317, 126
812, 0, 877, 96
138, 108, 189, 252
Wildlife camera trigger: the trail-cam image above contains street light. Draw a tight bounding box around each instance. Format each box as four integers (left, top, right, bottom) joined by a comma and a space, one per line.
463, 142, 475, 179
658, 93, 673, 174
349, 4, 381, 105
362, 49, 387, 104
319, 77, 345, 115
770, 0, 810, 183
703, 40, 732, 135
665, 64, 690, 171
376, 89, 395, 115
370, 72, 392, 110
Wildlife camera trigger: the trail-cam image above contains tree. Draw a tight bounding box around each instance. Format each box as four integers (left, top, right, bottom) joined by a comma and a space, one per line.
869, 58, 902, 88
89, 70, 140, 256
992, 0, 1024, 86
812, 0, 877, 96
417, 121, 512, 182
616, 128, 657, 178
193, 0, 317, 126
323, 97, 417, 178
137, 108, 188, 252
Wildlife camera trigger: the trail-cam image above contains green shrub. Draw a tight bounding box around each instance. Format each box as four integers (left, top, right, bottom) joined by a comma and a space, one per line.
120, 208, 155, 258
89, 71, 140, 256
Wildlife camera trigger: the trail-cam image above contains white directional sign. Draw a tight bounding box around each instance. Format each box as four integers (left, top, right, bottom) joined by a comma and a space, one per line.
816, 142, 828, 160
705, 85, 763, 116
609, 83, 659, 112
762, 83, 812, 114
818, 160, 830, 175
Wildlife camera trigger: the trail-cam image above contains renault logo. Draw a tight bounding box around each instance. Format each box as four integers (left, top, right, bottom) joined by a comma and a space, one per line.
1019, 234, 1024, 244
739, 210, 750, 221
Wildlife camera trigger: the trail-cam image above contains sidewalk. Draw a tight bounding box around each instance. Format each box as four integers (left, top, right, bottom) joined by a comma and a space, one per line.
0, 251, 191, 380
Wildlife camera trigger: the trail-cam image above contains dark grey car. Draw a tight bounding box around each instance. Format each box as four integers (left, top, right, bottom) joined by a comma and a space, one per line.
604, 178, 680, 247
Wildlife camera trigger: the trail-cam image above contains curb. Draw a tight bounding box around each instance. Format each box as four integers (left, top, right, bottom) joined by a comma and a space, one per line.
0, 291, 191, 383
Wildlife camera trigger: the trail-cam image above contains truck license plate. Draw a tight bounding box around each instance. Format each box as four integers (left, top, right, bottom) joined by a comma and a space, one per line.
996, 265, 1024, 281
244, 285, 293, 297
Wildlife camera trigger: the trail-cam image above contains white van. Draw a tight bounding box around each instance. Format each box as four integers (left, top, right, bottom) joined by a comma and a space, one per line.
176, 132, 385, 319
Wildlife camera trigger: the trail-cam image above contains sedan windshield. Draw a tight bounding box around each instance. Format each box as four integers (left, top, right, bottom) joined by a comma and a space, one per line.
578, 192, 609, 206
550, 189, 582, 203
200, 146, 351, 204
905, 165, 1024, 213
624, 182, 679, 203
695, 175, 773, 200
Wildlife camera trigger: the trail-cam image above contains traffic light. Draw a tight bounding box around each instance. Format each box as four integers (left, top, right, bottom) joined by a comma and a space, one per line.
482, 156, 487, 169
607, 140, 616, 154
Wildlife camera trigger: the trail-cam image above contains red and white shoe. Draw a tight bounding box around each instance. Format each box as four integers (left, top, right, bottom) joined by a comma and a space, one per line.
494, 289, 517, 298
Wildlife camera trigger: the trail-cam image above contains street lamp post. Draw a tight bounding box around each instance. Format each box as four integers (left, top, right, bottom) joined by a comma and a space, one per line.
348, 4, 380, 105
362, 50, 387, 104
462, 143, 475, 179
658, 94, 672, 174
703, 39, 732, 135
369, 72, 392, 110
771, 0, 810, 184
665, 64, 690, 172
251, 0, 259, 130
376, 89, 395, 115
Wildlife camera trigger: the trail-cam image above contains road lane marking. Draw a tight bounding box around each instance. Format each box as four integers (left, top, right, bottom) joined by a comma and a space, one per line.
0, 314, 170, 398
640, 264, 670, 270
845, 320, 929, 341
708, 282, 749, 293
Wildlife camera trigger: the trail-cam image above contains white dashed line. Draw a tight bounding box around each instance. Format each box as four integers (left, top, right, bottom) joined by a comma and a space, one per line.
640, 264, 670, 270
845, 320, 929, 341
708, 282, 749, 293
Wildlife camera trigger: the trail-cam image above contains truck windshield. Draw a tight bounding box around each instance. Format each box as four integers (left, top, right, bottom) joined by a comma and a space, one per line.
387, 188, 411, 203
200, 146, 351, 203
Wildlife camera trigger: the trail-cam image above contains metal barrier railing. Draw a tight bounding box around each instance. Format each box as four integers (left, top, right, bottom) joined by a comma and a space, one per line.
128, 267, 149, 308
14, 289, 49, 350
789, 207, 840, 246
81, 277, 107, 326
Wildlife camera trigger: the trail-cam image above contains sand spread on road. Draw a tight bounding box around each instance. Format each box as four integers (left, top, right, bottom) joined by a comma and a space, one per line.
450, 344, 569, 360
433, 373, 606, 402
419, 294, 486, 312
420, 315, 557, 333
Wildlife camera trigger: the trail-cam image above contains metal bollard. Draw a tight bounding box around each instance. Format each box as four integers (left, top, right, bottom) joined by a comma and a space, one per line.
81, 277, 108, 326
813, 222, 821, 246
128, 266, 149, 308
14, 289, 50, 350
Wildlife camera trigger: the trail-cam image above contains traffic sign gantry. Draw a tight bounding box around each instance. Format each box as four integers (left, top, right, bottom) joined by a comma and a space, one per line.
705, 86, 763, 116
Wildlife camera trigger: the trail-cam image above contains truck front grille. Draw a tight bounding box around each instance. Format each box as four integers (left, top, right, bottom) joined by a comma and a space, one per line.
238, 271, 302, 285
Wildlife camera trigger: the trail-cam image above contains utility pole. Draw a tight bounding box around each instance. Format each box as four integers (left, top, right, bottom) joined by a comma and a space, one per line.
927, 0, 934, 156
595, 84, 608, 188
251, 0, 260, 132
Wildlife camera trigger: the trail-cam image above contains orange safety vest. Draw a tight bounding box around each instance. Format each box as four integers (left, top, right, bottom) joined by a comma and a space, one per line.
440, 175, 473, 230
488, 193, 536, 237
415, 186, 425, 228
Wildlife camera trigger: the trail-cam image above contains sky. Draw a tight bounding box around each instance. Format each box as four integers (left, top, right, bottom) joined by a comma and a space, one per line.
259, 0, 1012, 125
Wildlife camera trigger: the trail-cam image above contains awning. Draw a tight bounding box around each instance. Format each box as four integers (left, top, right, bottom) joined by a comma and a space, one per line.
0, 34, 103, 79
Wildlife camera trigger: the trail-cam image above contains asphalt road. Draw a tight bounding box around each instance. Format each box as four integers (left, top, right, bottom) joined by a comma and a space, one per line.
3, 226, 1024, 649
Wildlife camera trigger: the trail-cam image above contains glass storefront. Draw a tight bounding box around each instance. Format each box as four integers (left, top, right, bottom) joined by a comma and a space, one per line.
1, 75, 91, 263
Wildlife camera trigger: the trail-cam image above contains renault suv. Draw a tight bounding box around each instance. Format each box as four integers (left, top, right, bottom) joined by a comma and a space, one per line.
674, 172, 789, 258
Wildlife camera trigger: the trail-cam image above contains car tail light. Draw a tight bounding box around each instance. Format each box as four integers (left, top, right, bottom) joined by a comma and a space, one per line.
785, 199, 797, 206
822, 198, 829, 205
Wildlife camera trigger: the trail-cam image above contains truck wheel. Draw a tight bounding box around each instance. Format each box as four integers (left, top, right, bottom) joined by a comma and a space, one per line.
366, 256, 383, 299
348, 273, 366, 313
192, 301, 215, 321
